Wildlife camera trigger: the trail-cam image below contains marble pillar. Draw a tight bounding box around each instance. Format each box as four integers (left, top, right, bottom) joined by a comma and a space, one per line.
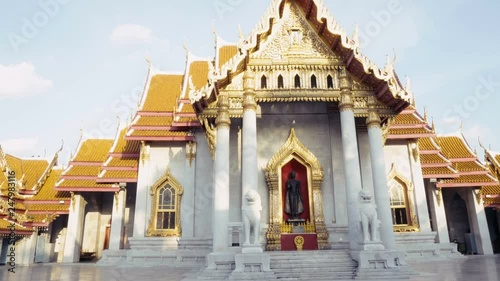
212, 94, 231, 252
181, 142, 196, 239
339, 72, 363, 250
426, 181, 450, 243
133, 142, 151, 238
241, 71, 258, 201
408, 141, 432, 232
366, 97, 396, 250
465, 188, 493, 255
109, 188, 126, 250
63, 194, 87, 263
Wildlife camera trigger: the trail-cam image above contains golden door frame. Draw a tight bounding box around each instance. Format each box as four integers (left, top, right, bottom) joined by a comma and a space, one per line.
264, 128, 330, 250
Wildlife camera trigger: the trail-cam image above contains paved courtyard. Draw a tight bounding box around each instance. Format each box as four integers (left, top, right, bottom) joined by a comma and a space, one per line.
1, 255, 499, 281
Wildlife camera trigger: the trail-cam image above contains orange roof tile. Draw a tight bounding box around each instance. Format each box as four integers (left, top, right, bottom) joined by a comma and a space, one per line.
219, 45, 238, 69
105, 158, 138, 168
437, 136, 476, 159
420, 154, 449, 165
135, 116, 173, 127
453, 161, 487, 173
141, 74, 184, 112
441, 174, 497, 185
100, 170, 137, 180
110, 129, 141, 154
64, 166, 101, 177
418, 138, 439, 151
422, 167, 458, 177
57, 179, 114, 189
128, 130, 191, 138
27, 170, 70, 201
0, 219, 33, 233
73, 139, 114, 162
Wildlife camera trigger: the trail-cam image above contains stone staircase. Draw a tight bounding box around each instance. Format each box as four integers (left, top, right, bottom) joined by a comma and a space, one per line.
269, 250, 357, 280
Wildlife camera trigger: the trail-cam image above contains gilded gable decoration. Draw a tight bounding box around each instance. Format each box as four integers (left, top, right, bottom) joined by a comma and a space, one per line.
387, 164, 420, 232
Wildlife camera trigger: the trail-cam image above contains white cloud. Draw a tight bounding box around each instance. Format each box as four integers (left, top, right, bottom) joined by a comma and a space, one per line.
0, 62, 52, 99
110, 24, 154, 44
0, 137, 39, 155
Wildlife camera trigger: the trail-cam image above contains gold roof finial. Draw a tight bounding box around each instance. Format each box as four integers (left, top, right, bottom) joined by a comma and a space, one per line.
459, 121, 464, 133
431, 117, 436, 133
423, 107, 428, 122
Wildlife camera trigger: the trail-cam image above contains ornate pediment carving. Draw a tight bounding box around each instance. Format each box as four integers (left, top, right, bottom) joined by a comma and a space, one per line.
250, 3, 340, 61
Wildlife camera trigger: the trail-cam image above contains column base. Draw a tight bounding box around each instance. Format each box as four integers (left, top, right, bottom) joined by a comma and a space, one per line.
242, 244, 263, 254
351, 249, 414, 280
230, 253, 277, 280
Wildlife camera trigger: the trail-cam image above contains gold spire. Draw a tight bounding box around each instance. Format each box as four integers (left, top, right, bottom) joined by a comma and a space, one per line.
423, 107, 428, 123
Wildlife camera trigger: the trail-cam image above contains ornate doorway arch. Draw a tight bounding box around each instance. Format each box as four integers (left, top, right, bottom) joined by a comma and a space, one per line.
265, 128, 330, 250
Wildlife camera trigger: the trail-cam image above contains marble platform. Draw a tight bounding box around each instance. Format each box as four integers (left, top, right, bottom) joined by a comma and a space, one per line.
1, 255, 499, 281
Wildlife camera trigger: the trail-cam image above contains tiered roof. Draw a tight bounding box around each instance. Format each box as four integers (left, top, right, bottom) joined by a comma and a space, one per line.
434, 133, 498, 188
126, 59, 203, 142
0, 146, 70, 235
56, 138, 118, 192
386, 106, 435, 140
98, 127, 140, 183
418, 137, 459, 179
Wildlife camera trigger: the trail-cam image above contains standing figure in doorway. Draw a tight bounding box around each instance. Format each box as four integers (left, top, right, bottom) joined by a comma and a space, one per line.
285, 171, 304, 219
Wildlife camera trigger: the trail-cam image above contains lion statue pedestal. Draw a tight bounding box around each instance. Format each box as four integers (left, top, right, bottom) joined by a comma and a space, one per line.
230, 190, 277, 280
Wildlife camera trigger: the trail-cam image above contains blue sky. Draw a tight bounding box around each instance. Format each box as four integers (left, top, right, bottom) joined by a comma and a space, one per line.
0, 0, 499, 164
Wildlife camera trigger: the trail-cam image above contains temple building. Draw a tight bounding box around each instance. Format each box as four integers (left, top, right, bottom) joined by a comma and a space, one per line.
1, 0, 499, 279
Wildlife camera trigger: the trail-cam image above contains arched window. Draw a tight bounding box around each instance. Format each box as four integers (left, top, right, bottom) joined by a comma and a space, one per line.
261, 75, 267, 89
389, 179, 410, 225
311, 75, 317, 89
294, 74, 301, 88
147, 169, 183, 237
278, 75, 284, 89
156, 185, 176, 230
327, 75, 334, 89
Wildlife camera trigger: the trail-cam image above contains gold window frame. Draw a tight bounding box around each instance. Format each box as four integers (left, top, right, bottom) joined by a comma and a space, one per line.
147, 168, 184, 237
387, 164, 419, 232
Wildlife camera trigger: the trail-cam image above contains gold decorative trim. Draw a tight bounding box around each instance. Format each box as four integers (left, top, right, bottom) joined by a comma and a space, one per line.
186, 141, 197, 166
474, 189, 482, 205
436, 187, 442, 207
294, 236, 304, 251
200, 118, 216, 160
140, 141, 150, 165
147, 168, 184, 237
387, 164, 420, 232
70, 192, 75, 212
264, 128, 330, 250
215, 94, 231, 128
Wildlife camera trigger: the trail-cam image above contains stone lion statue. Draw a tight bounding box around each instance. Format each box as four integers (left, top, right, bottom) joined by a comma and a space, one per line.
359, 190, 379, 242
242, 190, 262, 245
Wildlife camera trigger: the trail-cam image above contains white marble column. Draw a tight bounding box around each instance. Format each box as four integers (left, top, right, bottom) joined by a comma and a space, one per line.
242, 71, 258, 199
63, 194, 87, 263
133, 142, 151, 238
181, 143, 196, 238
339, 72, 363, 250
408, 142, 432, 232
426, 181, 450, 243
109, 188, 126, 250
465, 188, 493, 255
212, 94, 231, 252
366, 97, 396, 250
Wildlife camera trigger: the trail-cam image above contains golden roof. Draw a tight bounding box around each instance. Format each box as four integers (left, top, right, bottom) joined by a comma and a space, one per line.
64, 166, 101, 177
388, 127, 433, 136
392, 113, 424, 125
73, 139, 114, 162
27, 170, 70, 201
128, 130, 191, 138
495, 155, 500, 166
141, 74, 184, 112
437, 136, 476, 159
219, 45, 238, 69
441, 174, 497, 185
174, 116, 199, 123
24, 203, 69, 212
483, 196, 500, 206
105, 158, 138, 168
420, 154, 449, 165
99, 170, 137, 180
422, 167, 458, 177
189, 61, 210, 90
135, 116, 174, 127
483, 185, 500, 194
453, 161, 487, 173
57, 179, 114, 189
111, 129, 141, 154
418, 138, 439, 151
5, 155, 49, 189
0, 219, 33, 233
